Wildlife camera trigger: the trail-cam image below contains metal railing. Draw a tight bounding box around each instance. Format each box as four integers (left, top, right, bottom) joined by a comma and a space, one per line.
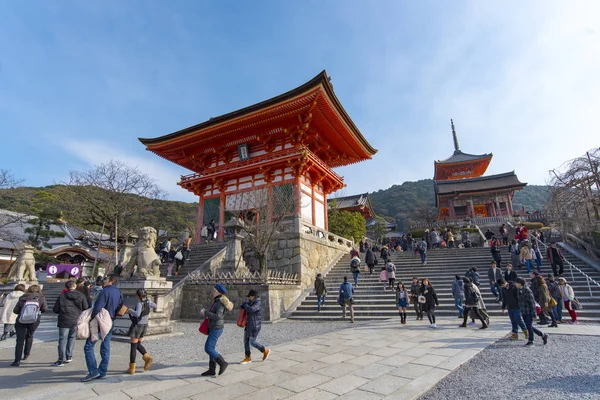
531, 235, 600, 298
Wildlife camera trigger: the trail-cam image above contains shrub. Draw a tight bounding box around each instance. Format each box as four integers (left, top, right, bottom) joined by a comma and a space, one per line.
523, 222, 544, 230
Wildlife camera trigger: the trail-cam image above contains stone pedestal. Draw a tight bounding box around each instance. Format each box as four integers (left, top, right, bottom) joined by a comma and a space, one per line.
113, 278, 174, 337
218, 217, 248, 274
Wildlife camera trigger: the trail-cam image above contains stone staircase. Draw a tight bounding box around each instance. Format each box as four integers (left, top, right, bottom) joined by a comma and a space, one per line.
40, 282, 65, 310
289, 246, 600, 322
161, 242, 226, 284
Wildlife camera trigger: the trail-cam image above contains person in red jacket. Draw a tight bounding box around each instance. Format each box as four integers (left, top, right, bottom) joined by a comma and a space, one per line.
546, 242, 565, 276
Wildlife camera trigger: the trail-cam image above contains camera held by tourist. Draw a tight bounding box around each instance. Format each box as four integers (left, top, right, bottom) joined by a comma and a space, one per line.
239, 289, 270, 365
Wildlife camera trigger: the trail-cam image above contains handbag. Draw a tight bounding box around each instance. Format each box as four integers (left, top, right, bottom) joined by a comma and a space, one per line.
572, 298, 582, 310
549, 297, 558, 307
237, 309, 248, 328
417, 295, 426, 304
198, 318, 209, 335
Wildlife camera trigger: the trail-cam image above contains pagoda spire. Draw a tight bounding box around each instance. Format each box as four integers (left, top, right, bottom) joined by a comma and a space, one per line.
451, 119, 460, 153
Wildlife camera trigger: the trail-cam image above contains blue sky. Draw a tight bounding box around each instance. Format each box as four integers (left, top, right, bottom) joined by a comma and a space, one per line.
2, 1, 599, 202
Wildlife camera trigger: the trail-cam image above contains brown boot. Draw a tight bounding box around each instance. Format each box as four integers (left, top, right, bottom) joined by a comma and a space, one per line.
127, 362, 136, 375
510, 333, 519, 340
142, 353, 153, 371
240, 355, 252, 365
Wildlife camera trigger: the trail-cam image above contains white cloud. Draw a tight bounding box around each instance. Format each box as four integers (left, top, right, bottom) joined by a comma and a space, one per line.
62, 140, 197, 202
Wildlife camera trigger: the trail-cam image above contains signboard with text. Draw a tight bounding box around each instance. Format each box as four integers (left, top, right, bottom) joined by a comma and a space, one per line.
46, 264, 82, 278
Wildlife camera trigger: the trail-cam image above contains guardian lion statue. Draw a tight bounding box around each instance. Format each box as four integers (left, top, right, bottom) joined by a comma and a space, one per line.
121, 227, 162, 279
7, 244, 37, 282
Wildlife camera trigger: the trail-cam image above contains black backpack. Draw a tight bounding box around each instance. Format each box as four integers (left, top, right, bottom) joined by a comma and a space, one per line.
129, 300, 151, 326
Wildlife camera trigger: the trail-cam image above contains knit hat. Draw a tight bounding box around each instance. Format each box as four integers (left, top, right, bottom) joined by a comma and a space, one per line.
214, 283, 227, 295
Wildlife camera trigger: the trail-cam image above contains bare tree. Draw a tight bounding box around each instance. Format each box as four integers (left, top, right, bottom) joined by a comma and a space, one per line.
68, 160, 167, 241
0, 170, 26, 243
228, 184, 295, 276
0, 169, 24, 189
412, 204, 439, 227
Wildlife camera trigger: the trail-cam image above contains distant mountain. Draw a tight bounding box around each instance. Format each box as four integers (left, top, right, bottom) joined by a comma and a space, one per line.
369, 180, 550, 232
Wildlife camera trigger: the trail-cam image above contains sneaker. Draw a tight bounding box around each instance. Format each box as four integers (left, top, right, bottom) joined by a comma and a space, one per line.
568, 321, 578, 325
65, 358, 73, 363
523, 330, 529, 339
262, 349, 270, 361
11, 361, 20, 367
459, 324, 466, 328
432, 323, 437, 328
543, 334, 548, 345
81, 373, 101, 382
96, 375, 107, 380
525, 341, 534, 347
240, 356, 252, 365
510, 333, 519, 340
52, 361, 65, 367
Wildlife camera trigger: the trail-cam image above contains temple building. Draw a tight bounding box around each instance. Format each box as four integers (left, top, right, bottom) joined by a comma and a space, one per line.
140, 71, 377, 241
434, 120, 526, 220
327, 193, 375, 220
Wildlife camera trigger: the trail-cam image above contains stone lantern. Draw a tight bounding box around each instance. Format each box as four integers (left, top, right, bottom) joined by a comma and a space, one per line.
219, 217, 248, 274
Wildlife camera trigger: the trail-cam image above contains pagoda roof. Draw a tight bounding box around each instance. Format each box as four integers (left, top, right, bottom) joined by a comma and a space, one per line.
139, 70, 377, 170
327, 192, 374, 219
436, 150, 493, 164
434, 171, 526, 197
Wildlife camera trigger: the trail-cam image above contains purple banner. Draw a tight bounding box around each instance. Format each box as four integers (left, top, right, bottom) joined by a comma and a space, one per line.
46, 264, 82, 278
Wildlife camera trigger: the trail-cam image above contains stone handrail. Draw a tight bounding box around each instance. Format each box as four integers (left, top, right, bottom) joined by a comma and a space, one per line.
279, 217, 355, 248
186, 270, 300, 285
564, 233, 600, 259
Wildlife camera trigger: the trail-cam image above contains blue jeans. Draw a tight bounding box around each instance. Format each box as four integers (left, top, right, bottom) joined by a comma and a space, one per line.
419, 251, 427, 264
507, 308, 527, 333
522, 313, 543, 342
525, 260, 534, 274
317, 295, 326, 311
552, 297, 563, 321
454, 298, 464, 317
352, 272, 359, 286
205, 328, 223, 360
84, 325, 113, 376
244, 329, 265, 356
490, 284, 498, 298
58, 327, 77, 362
535, 259, 542, 272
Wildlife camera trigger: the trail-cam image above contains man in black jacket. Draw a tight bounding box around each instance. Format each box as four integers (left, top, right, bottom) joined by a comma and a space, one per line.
515, 278, 548, 347
499, 279, 527, 340
53, 280, 89, 366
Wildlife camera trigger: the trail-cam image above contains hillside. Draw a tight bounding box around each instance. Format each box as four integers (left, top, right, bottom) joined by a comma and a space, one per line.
0, 181, 550, 237
369, 180, 550, 232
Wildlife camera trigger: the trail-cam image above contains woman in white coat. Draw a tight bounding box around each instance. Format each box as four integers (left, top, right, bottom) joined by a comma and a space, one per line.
0, 284, 26, 341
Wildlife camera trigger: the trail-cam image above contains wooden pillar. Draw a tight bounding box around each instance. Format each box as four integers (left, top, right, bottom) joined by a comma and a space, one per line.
507, 193, 514, 215
294, 176, 302, 217
324, 192, 329, 231
218, 193, 225, 241
495, 196, 502, 217
311, 184, 316, 227
449, 198, 456, 219
469, 197, 475, 217
196, 196, 204, 244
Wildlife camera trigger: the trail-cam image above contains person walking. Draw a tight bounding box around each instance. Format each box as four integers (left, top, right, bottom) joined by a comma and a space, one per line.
487, 262, 503, 302
430, 229, 440, 249
417, 238, 427, 265
491, 238, 502, 267
240, 289, 270, 364
509, 240, 521, 269
520, 242, 534, 274
184, 236, 192, 260
536, 276, 557, 328
126, 289, 157, 374
396, 282, 409, 324
460, 278, 488, 329
546, 242, 565, 276
558, 277, 578, 324
81, 274, 124, 382
314, 273, 327, 312
499, 224, 509, 246
350, 255, 361, 287
380, 246, 390, 264
201, 225, 208, 244
200, 284, 233, 376
52, 280, 89, 367
504, 263, 517, 283
379, 266, 388, 291
365, 247, 376, 275
498, 279, 528, 340
11, 285, 48, 366
452, 275, 464, 318
339, 276, 355, 323
1, 284, 25, 341
547, 274, 563, 323
386, 261, 396, 290
410, 277, 423, 320
419, 278, 439, 328
89, 277, 104, 307
515, 278, 548, 347
532, 244, 543, 273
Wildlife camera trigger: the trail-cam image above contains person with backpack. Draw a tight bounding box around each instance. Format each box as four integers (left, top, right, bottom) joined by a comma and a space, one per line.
11, 284, 48, 366
380, 246, 390, 264
314, 273, 327, 312
499, 279, 528, 340
460, 277, 488, 329
386, 261, 396, 289
350, 255, 361, 287
52, 280, 89, 367
417, 238, 427, 265
81, 274, 124, 382
339, 276, 355, 323
1, 284, 25, 341
200, 283, 234, 376
125, 289, 157, 374
174, 245, 185, 276
239, 289, 270, 365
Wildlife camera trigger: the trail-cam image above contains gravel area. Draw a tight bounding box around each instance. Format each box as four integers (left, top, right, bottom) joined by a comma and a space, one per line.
141, 320, 356, 366
421, 334, 600, 400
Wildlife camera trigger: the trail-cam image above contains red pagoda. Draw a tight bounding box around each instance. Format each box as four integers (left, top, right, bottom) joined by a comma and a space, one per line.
434, 120, 526, 220
139, 71, 377, 241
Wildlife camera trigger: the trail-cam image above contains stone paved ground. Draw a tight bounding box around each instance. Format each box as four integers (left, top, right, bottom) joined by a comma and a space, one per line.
1, 317, 597, 400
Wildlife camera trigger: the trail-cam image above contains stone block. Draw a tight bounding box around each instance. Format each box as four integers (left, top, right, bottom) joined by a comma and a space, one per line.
285, 388, 338, 400
316, 374, 370, 396
276, 373, 332, 393
190, 382, 257, 400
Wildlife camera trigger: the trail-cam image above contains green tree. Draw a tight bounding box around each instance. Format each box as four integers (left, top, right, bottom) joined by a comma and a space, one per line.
328, 207, 366, 242
24, 191, 65, 249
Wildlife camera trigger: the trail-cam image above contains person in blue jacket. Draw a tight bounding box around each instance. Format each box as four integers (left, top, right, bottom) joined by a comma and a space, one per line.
239, 289, 270, 365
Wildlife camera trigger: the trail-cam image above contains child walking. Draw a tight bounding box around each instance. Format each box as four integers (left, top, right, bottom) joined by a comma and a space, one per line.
126, 289, 157, 374
380, 267, 388, 291
396, 282, 409, 324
